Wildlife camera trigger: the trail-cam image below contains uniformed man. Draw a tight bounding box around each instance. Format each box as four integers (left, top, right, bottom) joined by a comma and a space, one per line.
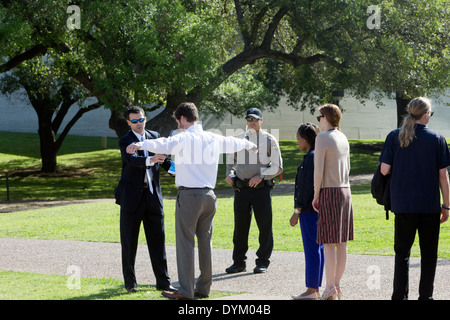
225, 108, 283, 274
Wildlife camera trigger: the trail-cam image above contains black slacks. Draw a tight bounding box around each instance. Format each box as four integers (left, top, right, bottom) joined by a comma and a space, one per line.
392, 212, 440, 300
232, 186, 273, 267
120, 183, 170, 289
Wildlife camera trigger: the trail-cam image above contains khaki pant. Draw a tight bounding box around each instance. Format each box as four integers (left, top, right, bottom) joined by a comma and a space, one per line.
175, 188, 217, 298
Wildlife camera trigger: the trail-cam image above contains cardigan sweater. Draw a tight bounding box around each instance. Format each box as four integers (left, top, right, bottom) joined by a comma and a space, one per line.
313, 129, 351, 199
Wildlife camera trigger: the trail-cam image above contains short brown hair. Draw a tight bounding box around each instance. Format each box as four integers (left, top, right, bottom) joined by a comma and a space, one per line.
173, 102, 199, 123
318, 104, 341, 128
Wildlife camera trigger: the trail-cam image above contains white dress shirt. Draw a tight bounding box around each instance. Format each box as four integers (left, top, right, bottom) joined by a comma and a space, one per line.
137, 124, 256, 188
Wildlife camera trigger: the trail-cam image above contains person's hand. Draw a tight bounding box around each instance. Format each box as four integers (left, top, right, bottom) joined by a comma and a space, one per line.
246, 143, 258, 154
312, 197, 320, 212
150, 154, 167, 164
126, 143, 141, 154
249, 175, 263, 188
225, 174, 234, 185
289, 213, 299, 227
440, 208, 449, 224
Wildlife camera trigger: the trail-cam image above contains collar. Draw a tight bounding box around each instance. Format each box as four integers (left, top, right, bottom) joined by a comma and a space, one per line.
132, 130, 146, 141
187, 123, 203, 132
304, 148, 314, 158
416, 123, 426, 129
246, 128, 266, 136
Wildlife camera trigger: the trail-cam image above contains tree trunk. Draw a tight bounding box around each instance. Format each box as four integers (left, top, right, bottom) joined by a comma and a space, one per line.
148, 89, 187, 136
108, 89, 188, 137
37, 110, 58, 173
109, 108, 130, 138
395, 91, 411, 128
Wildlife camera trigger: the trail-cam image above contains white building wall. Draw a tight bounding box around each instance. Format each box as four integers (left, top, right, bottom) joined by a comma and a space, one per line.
0, 89, 449, 140
202, 92, 450, 140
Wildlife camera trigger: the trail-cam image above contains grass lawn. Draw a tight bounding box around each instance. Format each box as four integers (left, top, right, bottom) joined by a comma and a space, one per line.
0, 270, 233, 300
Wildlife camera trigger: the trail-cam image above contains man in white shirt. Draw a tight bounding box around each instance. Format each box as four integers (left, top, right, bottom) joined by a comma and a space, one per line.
126, 102, 257, 299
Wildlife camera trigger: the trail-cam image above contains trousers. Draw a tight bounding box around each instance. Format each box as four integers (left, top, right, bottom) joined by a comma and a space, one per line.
299, 211, 324, 289
175, 188, 217, 299
120, 184, 170, 289
392, 212, 440, 300
232, 186, 273, 267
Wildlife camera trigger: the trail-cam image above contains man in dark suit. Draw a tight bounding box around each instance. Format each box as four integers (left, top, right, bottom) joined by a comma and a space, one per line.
115, 106, 175, 293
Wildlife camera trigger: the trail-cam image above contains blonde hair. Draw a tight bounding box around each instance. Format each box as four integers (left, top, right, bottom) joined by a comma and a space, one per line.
398, 97, 432, 148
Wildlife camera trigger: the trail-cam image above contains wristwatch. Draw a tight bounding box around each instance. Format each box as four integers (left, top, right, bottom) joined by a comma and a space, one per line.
294, 208, 301, 214
260, 174, 265, 180
443, 204, 450, 210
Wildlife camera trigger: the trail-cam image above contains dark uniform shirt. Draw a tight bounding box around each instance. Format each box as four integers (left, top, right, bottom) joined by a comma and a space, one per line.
379, 124, 450, 214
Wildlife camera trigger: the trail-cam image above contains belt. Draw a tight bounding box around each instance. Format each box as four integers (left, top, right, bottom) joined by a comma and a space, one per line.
233, 178, 274, 190
178, 186, 212, 190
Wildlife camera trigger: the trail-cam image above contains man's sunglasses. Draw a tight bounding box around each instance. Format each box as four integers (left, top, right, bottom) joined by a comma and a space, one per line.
130, 118, 145, 124
245, 117, 260, 122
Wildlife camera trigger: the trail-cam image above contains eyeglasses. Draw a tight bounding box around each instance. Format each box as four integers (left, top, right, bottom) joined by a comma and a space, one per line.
429, 111, 434, 117
130, 118, 145, 124
245, 117, 260, 122
316, 114, 325, 122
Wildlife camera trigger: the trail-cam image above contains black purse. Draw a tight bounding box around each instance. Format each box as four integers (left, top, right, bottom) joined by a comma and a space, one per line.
371, 164, 391, 220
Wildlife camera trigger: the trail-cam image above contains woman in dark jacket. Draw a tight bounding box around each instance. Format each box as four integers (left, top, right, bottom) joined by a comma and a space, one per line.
290, 123, 324, 300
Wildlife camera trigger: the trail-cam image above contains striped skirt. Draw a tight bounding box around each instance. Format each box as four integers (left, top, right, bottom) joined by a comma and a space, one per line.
317, 187, 354, 244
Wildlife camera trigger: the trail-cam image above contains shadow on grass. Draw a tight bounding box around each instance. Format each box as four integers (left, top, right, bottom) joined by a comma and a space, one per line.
66, 284, 162, 300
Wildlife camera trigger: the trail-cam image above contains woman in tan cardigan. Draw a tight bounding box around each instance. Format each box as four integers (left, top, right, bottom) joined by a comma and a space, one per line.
312, 104, 354, 300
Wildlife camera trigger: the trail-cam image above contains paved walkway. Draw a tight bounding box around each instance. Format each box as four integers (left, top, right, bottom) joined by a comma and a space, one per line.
1, 237, 450, 300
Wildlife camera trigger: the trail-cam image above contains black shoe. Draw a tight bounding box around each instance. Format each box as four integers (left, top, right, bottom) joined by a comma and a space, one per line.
253, 265, 267, 274
194, 291, 209, 299
157, 284, 177, 292
126, 286, 137, 293
225, 263, 246, 274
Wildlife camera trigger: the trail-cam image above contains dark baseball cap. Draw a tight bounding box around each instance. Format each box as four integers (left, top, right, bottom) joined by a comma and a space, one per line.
245, 108, 263, 119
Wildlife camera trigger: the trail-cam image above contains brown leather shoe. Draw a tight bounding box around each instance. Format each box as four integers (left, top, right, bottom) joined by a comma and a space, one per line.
161, 290, 192, 300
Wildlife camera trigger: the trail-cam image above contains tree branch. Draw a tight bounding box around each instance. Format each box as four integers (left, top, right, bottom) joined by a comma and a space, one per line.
260, 6, 288, 49
233, 0, 250, 48
0, 44, 50, 73
249, 5, 270, 46
55, 100, 103, 150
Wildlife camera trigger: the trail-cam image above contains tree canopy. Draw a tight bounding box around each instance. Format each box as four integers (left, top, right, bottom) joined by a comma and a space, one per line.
1, 0, 449, 138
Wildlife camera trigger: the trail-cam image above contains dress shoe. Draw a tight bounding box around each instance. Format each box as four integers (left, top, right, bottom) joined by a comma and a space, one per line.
156, 284, 177, 292
162, 290, 192, 300
194, 291, 209, 299
253, 265, 267, 274
126, 286, 137, 293
225, 263, 246, 274
292, 291, 320, 300
320, 287, 338, 300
